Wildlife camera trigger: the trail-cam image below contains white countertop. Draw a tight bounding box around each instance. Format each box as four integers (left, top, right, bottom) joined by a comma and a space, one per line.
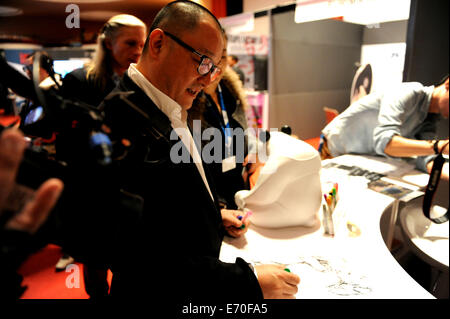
220, 155, 435, 299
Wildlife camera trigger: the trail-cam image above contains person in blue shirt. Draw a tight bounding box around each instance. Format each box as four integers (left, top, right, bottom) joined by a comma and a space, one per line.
321, 76, 449, 180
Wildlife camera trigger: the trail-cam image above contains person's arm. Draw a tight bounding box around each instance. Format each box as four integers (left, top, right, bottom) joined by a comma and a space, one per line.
255, 264, 300, 299
242, 153, 263, 185
0, 129, 64, 299
179, 256, 300, 299
0, 129, 26, 210
1, 128, 64, 234
385, 136, 449, 177
373, 83, 425, 156
384, 136, 449, 157
221, 208, 249, 238
426, 161, 449, 181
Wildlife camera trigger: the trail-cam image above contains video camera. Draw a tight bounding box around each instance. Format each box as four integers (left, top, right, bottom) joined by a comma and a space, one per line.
1, 51, 119, 183
0, 51, 143, 238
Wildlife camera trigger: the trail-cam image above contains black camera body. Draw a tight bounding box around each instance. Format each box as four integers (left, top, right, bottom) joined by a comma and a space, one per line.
1, 51, 144, 262
1, 50, 116, 186
10, 87, 114, 188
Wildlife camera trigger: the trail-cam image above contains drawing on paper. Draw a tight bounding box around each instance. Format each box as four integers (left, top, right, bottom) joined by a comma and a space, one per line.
284, 256, 372, 297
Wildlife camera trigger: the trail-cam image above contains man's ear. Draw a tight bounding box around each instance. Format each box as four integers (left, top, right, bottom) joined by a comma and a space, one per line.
147, 29, 164, 58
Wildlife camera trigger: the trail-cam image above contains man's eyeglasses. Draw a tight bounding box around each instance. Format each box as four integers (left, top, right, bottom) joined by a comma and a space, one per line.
163, 30, 221, 81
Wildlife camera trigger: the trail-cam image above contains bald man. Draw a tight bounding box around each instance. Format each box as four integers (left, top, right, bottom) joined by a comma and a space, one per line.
102, 1, 300, 300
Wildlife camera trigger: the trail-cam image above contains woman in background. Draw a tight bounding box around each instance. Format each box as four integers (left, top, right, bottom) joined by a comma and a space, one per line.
58, 14, 146, 299
189, 33, 260, 238
62, 14, 146, 106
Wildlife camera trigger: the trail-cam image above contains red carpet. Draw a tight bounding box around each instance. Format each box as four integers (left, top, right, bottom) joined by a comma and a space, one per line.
17, 244, 112, 299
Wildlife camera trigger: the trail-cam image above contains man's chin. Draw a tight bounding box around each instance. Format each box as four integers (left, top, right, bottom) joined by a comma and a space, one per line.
178, 104, 193, 114
180, 94, 196, 110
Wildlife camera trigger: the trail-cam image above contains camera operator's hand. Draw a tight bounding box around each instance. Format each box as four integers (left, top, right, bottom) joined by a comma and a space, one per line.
0, 128, 63, 234
0, 129, 26, 209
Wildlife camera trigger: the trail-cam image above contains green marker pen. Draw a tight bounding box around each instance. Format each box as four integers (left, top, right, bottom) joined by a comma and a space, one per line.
239, 210, 252, 229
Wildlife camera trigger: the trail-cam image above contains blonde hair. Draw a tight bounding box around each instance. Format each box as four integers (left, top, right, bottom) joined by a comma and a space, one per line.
87, 14, 146, 89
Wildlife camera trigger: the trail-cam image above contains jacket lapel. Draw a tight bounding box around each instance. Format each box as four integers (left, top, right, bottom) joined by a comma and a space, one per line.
120, 74, 220, 211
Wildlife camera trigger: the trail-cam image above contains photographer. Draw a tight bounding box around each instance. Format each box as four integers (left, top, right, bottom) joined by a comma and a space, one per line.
0, 128, 63, 299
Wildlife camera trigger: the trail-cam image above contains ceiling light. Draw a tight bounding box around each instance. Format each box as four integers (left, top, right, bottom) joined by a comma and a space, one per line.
0, 6, 23, 17
295, 0, 410, 25
80, 11, 124, 21
34, 0, 122, 3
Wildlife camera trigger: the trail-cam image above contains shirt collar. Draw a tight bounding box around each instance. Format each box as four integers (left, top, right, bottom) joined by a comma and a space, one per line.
127, 63, 185, 128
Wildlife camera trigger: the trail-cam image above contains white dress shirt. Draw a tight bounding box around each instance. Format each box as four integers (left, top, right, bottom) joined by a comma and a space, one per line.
127, 64, 214, 201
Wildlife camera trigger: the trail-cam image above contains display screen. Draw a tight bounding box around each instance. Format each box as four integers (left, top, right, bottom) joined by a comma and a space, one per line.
53, 59, 85, 78
24, 106, 44, 125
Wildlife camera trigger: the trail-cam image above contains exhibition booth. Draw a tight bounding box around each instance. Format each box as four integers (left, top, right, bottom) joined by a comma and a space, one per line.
0, 0, 448, 301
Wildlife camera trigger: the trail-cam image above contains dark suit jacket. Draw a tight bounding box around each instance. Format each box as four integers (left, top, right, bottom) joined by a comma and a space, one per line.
198, 85, 248, 209
102, 73, 263, 301
61, 67, 117, 108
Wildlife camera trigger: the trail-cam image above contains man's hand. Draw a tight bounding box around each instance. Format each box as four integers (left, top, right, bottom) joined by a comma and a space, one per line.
427, 160, 449, 181
0, 129, 64, 234
439, 139, 449, 155
242, 154, 263, 184
0, 129, 26, 209
442, 162, 449, 181
5, 178, 63, 234
221, 209, 249, 238
427, 161, 449, 181
385, 136, 449, 158
255, 264, 300, 299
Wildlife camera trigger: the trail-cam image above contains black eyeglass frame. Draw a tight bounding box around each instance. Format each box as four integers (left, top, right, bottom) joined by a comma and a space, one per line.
162, 30, 221, 79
